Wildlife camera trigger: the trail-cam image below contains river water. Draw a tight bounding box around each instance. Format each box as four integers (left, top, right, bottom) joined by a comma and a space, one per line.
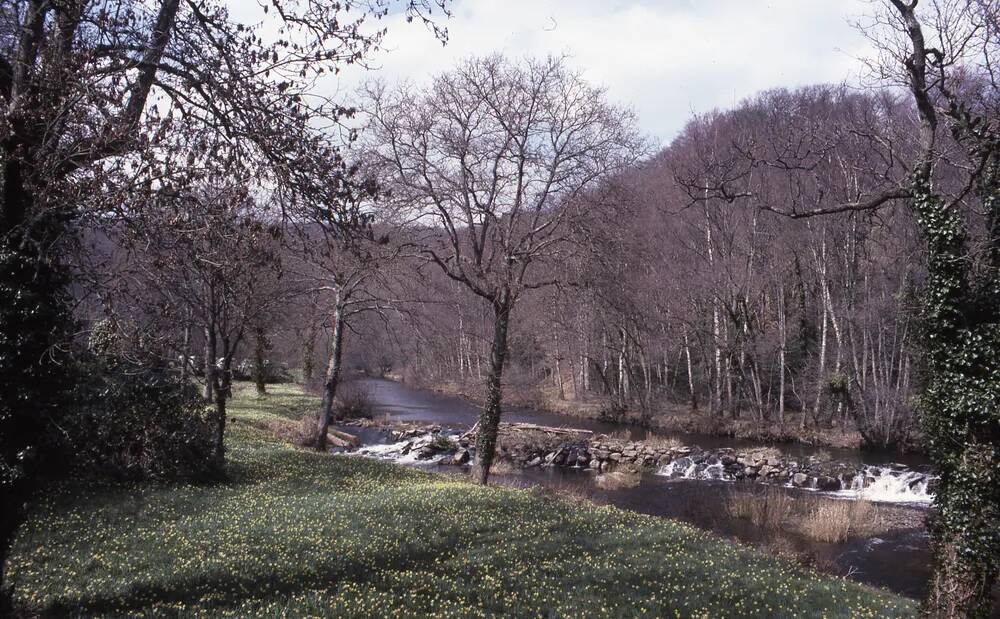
341, 377, 997, 610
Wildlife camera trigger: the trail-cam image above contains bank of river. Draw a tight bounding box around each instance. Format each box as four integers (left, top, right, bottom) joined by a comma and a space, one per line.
334, 378, 940, 596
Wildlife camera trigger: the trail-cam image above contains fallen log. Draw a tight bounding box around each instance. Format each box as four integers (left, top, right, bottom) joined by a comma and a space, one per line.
330, 429, 361, 447
464, 421, 593, 437
500, 423, 593, 436
460, 421, 480, 441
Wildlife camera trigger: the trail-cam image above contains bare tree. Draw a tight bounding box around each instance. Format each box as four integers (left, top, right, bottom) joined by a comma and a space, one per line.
362, 54, 643, 483
289, 192, 407, 452
668, 2, 1000, 614
123, 180, 284, 462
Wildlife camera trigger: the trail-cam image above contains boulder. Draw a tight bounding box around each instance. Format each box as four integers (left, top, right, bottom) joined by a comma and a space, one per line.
816, 476, 841, 491
452, 449, 471, 465
791, 472, 809, 487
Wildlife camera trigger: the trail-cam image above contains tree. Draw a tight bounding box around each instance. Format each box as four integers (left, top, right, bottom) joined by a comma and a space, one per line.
122, 180, 285, 462
673, 2, 999, 613
876, 1, 1000, 615
362, 54, 643, 483
0, 0, 449, 604
289, 184, 406, 452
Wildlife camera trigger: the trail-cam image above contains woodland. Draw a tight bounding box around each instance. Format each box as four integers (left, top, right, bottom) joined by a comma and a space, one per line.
1, 0, 999, 617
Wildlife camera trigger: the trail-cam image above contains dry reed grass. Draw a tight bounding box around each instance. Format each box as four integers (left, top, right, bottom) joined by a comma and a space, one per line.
724, 486, 794, 528
723, 487, 882, 544
595, 470, 642, 490
799, 498, 879, 543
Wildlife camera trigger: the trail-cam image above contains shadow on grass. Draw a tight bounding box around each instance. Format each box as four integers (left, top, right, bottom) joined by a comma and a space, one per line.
42, 538, 449, 616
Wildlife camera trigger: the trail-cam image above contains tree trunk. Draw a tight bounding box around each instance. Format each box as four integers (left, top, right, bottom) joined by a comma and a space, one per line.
618, 326, 628, 406
204, 325, 216, 402
925, 445, 1000, 618
303, 322, 316, 382
472, 299, 511, 485
316, 302, 345, 451
683, 327, 698, 410
212, 370, 226, 462
253, 324, 267, 396
778, 283, 787, 424
457, 311, 465, 379
811, 234, 829, 428
568, 353, 578, 399
180, 320, 191, 383
220, 339, 233, 400
554, 333, 565, 400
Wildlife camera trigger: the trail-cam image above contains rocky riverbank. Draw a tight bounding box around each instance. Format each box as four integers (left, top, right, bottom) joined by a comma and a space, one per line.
343, 419, 936, 501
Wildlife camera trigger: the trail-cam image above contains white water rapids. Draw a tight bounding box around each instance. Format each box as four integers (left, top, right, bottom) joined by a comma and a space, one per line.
835, 467, 934, 504
347, 431, 936, 505
656, 459, 935, 504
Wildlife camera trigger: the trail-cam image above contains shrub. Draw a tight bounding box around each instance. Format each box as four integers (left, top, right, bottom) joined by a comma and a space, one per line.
264, 416, 318, 449
63, 357, 218, 481
597, 401, 627, 423
335, 384, 374, 420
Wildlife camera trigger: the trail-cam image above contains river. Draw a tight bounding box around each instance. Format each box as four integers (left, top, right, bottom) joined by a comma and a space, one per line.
340, 377, 997, 611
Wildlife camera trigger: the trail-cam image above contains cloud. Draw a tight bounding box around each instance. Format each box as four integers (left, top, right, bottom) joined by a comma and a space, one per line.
228, 0, 878, 144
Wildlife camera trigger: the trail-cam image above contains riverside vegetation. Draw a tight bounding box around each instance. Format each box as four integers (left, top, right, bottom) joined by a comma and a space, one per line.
5, 382, 918, 618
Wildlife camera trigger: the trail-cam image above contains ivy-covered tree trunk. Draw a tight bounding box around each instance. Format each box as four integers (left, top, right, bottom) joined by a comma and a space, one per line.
473, 298, 512, 485
911, 171, 1000, 618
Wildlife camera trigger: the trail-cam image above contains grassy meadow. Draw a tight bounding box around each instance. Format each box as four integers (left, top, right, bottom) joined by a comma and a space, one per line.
7, 382, 918, 617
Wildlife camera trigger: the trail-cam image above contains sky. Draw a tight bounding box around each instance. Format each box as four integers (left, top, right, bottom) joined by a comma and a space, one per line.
229, 0, 879, 147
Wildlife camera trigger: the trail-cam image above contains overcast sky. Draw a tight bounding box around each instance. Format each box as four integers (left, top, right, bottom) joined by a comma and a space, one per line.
232, 0, 879, 146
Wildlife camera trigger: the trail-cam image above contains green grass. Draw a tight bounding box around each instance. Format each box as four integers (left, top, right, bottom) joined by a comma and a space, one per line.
8, 382, 918, 618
